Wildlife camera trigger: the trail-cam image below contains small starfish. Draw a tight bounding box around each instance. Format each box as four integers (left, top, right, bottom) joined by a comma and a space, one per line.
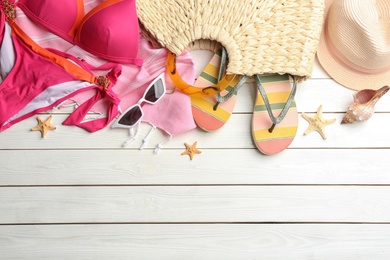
181, 141, 202, 160
31, 115, 56, 137
302, 105, 336, 140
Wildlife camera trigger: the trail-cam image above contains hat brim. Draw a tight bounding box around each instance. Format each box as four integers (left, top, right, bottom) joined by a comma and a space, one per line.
316, 0, 390, 91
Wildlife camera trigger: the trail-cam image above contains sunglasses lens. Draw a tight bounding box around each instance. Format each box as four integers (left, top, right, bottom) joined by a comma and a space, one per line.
145, 78, 165, 103
117, 106, 142, 126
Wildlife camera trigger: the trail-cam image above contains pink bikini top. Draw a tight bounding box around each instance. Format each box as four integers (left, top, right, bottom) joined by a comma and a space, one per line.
17, 0, 143, 65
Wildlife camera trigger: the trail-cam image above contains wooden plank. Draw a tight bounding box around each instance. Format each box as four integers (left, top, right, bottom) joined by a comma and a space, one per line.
1, 186, 390, 223
235, 79, 390, 113
1, 224, 389, 259
1, 112, 389, 149
1, 149, 390, 186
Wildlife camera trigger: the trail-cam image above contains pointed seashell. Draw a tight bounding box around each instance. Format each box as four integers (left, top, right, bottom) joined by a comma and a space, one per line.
341, 86, 389, 124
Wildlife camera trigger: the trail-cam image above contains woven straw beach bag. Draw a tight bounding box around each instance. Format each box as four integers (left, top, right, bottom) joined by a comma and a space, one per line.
137, 0, 325, 81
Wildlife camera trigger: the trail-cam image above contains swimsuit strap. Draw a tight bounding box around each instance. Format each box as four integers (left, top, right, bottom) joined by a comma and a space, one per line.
46, 48, 123, 132
47, 48, 118, 72
62, 65, 122, 132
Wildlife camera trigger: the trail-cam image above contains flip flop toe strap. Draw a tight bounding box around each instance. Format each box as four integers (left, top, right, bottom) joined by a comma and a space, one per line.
217, 47, 227, 82
216, 75, 249, 103
213, 47, 249, 110
255, 74, 297, 133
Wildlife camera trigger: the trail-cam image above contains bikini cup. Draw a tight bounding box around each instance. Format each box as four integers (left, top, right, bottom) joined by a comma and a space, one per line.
17, 0, 143, 65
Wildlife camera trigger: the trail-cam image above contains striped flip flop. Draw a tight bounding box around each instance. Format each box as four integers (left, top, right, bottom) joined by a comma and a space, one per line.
191, 48, 246, 132
252, 74, 298, 155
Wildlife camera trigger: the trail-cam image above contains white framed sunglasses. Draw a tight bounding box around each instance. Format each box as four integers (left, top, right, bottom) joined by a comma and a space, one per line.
112, 73, 166, 129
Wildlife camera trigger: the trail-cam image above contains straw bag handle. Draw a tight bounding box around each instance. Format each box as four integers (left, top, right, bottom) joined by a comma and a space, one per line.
166, 49, 237, 97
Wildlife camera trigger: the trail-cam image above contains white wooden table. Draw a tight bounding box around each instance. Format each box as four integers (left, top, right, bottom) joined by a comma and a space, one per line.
1, 52, 390, 259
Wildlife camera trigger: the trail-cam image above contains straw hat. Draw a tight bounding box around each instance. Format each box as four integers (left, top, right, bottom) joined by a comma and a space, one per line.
136, 0, 324, 80
317, 0, 390, 90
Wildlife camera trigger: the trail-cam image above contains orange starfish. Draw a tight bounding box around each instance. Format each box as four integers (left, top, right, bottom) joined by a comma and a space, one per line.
181, 141, 202, 160
31, 115, 56, 137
